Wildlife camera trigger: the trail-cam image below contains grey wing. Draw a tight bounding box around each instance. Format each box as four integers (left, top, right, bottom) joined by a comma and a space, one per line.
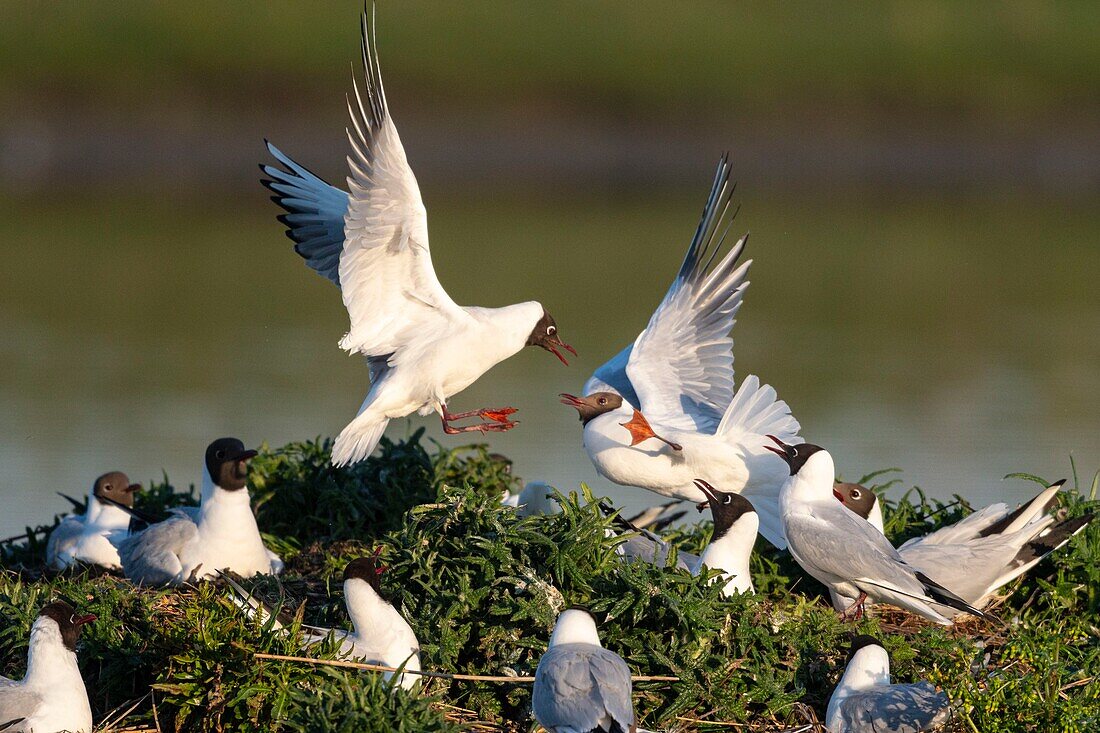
786, 511, 928, 597
839, 683, 951, 733
585, 343, 640, 407
118, 514, 198, 586
261, 141, 350, 286
533, 645, 633, 732
0, 681, 39, 731
45, 517, 83, 567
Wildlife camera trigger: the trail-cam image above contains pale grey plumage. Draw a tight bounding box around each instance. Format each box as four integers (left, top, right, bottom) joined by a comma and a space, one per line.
0, 680, 37, 732
533, 644, 634, 733
832, 682, 951, 732
117, 512, 198, 586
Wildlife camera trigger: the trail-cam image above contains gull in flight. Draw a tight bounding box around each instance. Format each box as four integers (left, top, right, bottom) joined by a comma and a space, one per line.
561, 158, 798, 549
46, 471, 141, 571
118, 438, 283, 586
826, 635, 952, 732
767, 437, 984, 625
0, 601, 96, 733
832, 479, 1094, 619
261, 9, 573, 467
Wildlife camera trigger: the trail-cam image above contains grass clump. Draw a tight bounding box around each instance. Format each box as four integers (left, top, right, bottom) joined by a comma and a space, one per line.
1, 432, 1098, 731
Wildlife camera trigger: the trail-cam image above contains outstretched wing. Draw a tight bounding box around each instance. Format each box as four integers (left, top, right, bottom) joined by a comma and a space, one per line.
338, 9, 469, 357
607, 157, 749, 432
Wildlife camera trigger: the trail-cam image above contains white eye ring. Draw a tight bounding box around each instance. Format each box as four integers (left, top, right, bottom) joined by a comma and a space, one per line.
851, 490, 861, 499
723, 495, 731, 504
68, 614, 77, 624
547, 326, 556, 335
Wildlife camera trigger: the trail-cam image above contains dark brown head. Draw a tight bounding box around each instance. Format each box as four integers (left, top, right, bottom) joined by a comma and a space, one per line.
205, 437, 258, 491
847, 634, 885, 664
343, 550, 387, 595
834, 482, 877, 519
559, 392, 624, 425
92, 471, 141, 508
693, 479, 757, 538
763, 435, 824, 476
38, 600, 96, 652
526, 311, 576, 366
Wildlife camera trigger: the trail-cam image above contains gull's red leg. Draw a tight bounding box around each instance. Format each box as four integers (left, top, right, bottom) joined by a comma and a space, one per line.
440, 404, 520, 434
837, 591, 868, 622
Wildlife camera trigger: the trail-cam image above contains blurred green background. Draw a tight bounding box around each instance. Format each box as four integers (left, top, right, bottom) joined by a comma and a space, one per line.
1, 1, 1097, 536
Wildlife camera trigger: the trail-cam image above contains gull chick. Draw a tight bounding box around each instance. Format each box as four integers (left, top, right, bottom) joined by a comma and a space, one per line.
826, 635, 951, 733
261, 10, 573, 467
223, 553, 421, 690
47, 471, 141, 571
833, 480, 1094, 618
0, 601, 96, 733
562, 158, 798, 549
119, 438, 282, 586
768, 437, 984, 625
533, 607, 636, 733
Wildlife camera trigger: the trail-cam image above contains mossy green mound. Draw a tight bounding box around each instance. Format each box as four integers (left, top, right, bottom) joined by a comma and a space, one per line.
2, 432, 1097, 732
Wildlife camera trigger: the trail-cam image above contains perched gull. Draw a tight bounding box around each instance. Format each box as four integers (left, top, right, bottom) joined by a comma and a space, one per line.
118, 438, 282, 586
260, 10, 574, 467
601, 479, 757, 596
222, 553, 421, 690
767, 437, 984, 625
532, 607, 635, 733
46, 471, 141, 571
826, 635, 951, 733
560, 158, 798, 549
0, 601, 96, 733
832, 480, 1094, 618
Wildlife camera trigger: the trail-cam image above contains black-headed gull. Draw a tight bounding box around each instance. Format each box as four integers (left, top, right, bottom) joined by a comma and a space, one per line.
46, 471, 141, 571
826, 635, 951, 733
560, 158, 798, 549
0, 601, 96, 733
532, 607, 635, 733
260, 10, 573, 467
222, 553, 421, 690
832, 480, 1094, 619
601, 479, 758, 596
118, 438, 282, 585
767, 437, 984, 625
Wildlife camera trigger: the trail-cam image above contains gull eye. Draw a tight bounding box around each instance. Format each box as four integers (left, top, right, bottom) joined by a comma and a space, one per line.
69, 614, 77, 624
216, 450, 226, 460
851, 490, 862, 499
103, 484, 111, 490
723, 495, 732, 505
597, 397, 607, 406
547, 325, 556, 335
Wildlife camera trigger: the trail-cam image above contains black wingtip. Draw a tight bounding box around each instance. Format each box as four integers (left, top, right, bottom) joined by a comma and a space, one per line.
915, 571, 987, 618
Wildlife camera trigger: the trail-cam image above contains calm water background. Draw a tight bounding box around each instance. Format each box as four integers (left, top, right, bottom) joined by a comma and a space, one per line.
1, 2, 1098, 536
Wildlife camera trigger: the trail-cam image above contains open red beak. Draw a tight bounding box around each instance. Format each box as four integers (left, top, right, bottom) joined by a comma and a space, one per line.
545, 338, 576, 366
559, 393, 585, 408
74, 614, 97, 626
125, 483, 142, 493
833, 488, 845, 502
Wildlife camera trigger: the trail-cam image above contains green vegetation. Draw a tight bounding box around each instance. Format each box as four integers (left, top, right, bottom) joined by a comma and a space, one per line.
2, 1, 1098, 119
2, 434, 1098, 731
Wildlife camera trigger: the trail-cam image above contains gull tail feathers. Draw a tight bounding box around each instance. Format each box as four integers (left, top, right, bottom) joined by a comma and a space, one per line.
995, 511, 1095, 589
978, 480, 1065, 538
260, 140, 349, 286
716, 375, 800, 442
331, 413, 390, 467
